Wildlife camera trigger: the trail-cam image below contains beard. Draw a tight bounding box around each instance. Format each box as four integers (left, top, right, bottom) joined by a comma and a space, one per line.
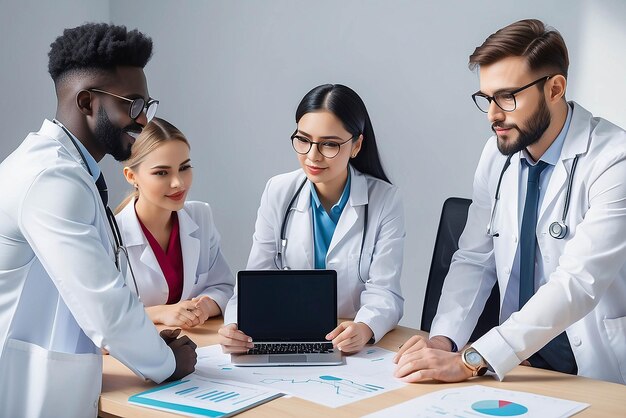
93, 107, 142, 162
492, 97, 551, 156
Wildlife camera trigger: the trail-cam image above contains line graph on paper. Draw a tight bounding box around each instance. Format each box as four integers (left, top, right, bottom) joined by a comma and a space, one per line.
256, 374, 387, 399
195, 344, 406, 408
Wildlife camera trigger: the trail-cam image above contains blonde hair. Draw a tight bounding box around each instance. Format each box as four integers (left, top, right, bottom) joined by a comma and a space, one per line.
114, 117, 190, 214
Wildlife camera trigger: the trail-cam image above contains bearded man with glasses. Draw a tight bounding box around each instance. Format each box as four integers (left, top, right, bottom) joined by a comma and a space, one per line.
0, 23, 196, 417
395, 19, 626, 385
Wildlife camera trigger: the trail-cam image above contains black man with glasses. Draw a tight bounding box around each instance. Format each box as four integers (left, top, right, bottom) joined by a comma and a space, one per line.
0, 23, 196, 417
395, 19, 626, 385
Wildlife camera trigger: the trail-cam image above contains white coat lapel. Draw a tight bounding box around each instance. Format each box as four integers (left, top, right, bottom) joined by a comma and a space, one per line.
498, 155, 521, 259
178, 208, 200, 300
116, 201, 162, 277
291, 181, 314, 269
48, 120, 116, 256
538, 160, 567, 222
137, 236, 161, 278
538, 102, 590, 223
328, 166, 368, 256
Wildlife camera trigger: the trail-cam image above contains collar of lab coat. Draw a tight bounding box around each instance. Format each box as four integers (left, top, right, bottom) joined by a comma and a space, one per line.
42, 119, 116, 251
294, 165, 369, 212
118, 198, 200, 247
499, 101, 594, 233
292, 165, 369, 258
41, 119, 91, 174
117, 199, 201, 299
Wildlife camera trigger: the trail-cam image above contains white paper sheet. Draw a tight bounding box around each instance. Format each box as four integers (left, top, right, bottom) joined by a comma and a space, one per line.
129, 373, 283, 417
362, 385, 589, 418
195, 345, 406, 408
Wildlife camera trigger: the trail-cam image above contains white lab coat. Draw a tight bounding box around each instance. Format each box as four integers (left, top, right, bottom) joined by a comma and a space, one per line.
430, 102, 626, 384
224, 166, 405, 342
0, 120, 175, 417
115, 199, 234, 311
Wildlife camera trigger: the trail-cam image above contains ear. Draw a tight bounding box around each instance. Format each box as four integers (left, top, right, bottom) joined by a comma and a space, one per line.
76, 90, 94, 116
546, 75, 567, 104
351, 134, 364, 158
123, 166, 136, 186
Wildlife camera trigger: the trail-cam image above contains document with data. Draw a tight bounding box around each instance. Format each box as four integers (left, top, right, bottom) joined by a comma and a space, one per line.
362, 385, 589, 418
129, 373, 283, 417
195, 344, 406, 408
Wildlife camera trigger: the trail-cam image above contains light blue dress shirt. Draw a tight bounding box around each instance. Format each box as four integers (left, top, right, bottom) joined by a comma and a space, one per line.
310, 172, 351, 269
500, 103, 573, 323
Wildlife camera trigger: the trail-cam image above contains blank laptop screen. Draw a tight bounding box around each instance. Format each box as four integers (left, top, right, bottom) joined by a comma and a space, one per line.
237, 270, 337, 342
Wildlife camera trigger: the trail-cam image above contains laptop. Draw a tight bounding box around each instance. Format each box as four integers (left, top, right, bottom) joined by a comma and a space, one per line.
231, 269, 343, 366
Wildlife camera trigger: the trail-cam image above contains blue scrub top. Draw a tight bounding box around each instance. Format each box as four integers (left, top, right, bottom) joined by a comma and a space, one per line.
310, 172, 351, 269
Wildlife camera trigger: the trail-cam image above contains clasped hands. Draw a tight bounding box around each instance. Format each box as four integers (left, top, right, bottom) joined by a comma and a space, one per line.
148, 296, 221, 328
218, 320, 374, 354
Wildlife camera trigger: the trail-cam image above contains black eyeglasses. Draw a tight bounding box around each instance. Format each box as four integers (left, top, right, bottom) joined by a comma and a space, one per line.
471, 75, 553, 113
89, 88, 159, 121
290, 131, 355, 159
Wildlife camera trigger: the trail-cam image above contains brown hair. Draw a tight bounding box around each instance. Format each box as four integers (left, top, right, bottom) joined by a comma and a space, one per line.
469, 19, 569, 78
114, 117, 190, 214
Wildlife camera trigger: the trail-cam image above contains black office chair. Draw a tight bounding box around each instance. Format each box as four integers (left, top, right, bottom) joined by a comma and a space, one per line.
421, 197, 500, 342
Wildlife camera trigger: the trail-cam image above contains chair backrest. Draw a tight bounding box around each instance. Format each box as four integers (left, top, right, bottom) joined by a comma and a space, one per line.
421, 197, 500, 342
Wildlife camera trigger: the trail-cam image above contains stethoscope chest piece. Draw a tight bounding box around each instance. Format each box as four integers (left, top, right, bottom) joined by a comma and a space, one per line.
549, 221, 568, 239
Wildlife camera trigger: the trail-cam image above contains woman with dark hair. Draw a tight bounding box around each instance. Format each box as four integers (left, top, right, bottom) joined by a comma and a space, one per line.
219, 84, 405, 354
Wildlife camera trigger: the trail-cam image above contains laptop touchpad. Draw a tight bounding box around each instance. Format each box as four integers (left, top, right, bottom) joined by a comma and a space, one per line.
269, 355, 307, 363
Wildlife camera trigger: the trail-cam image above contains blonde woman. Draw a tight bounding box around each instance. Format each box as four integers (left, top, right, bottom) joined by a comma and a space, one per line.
115, 117, 234, 328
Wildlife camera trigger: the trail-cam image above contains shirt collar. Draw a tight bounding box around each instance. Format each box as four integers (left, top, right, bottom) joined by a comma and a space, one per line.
522, 102, 573, 167
310, 170, 351, 213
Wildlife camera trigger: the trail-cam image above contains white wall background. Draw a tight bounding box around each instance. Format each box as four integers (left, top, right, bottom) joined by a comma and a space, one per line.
1, 0, 624, 329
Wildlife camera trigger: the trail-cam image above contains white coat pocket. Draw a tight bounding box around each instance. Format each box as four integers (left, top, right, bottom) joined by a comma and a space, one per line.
603, 315, 626, 383
0, 338, 102, 418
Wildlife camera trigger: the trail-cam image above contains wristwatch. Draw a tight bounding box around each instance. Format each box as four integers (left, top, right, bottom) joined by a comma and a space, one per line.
461, 347, 488, 376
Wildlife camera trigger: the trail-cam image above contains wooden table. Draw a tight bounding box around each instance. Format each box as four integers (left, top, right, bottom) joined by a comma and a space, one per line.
99, 318, 626, 417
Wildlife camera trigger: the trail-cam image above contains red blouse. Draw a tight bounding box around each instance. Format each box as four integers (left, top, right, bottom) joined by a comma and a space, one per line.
137, 210, 184, 304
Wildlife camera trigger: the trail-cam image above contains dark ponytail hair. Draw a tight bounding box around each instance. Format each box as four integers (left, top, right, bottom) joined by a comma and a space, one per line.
295, 84, 390, 184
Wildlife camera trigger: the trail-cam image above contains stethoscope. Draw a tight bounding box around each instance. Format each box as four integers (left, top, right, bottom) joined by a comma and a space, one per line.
274, 177, 369, 283
487, 153, 580, 239
53, 120, 141, 299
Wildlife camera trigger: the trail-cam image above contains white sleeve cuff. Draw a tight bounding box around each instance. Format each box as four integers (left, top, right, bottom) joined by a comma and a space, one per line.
472, 328, 522, 381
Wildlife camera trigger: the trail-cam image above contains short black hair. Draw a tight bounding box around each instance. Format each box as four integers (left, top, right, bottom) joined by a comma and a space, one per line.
48, 22, 153, 84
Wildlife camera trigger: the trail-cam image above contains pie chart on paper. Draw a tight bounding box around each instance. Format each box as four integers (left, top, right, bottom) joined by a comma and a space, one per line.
471, 399, 529, 416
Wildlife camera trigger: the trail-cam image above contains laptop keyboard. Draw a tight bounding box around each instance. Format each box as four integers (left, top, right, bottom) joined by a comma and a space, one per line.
248, 342, 334, 355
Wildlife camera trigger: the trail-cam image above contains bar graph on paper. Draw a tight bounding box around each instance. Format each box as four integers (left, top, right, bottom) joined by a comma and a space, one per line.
173, 382, 250, 405
129, 374, 283, 416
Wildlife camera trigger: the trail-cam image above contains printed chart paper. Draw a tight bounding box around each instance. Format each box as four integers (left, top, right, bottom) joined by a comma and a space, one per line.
362, 385, 589, 418
195, 344, 406, 408
129, 373, 283, 417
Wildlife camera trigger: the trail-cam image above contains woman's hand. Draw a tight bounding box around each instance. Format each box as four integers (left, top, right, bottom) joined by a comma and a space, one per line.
146, 300, 202, 328
326, 321, 373, 354
217, 323, 254, 353
191, 296, 221, 324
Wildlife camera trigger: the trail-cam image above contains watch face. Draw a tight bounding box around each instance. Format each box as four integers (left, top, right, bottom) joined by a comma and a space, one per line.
466, 351, 483, 367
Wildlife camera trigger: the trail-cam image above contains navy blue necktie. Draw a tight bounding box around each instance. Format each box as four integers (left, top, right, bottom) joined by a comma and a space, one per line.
519, 160, 548, 307
519, 160, 577, 375
95, 172, 108, 206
